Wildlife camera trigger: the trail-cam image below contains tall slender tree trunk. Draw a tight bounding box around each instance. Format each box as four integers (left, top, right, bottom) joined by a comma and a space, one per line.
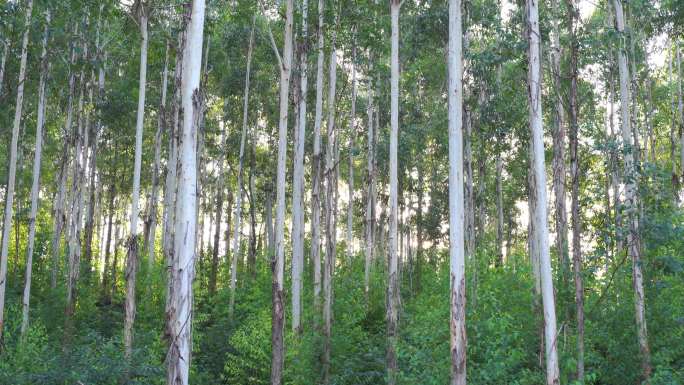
271, 1, 294, 383
566, 1, 584, 380
145, 40, 170, 267
292, 0, 308, 334
678, 45, 684, 193
549, 0, 569, 281
322, 15, 338, 383
495, 139, 504, 265
526, 0, 560, 382
210, 116, 228, 296
229, 16, 255, 315
364, 83, 375, 298
311, 0, 325, 321
0, 37, 9, 97
611, 0, 652, 379
347, 31, 358, 260
670, 47, 679, 197
0, 0, 32, 337
124, 7, 148, 359
166, 1, 205, 383
387, 1, 401, 383
448, 0, 466, 382
103, 180, 116, 303
21, 8, 49, 340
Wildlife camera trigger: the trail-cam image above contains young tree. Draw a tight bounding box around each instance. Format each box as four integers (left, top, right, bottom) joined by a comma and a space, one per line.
229, 15, 256, 314
611, 0, 652, 379
347, 30, 358, 260
364, 83, 375, 298
21, 7, 49, 340
124, 1, 149, 359
291, 0, 309, 334
448, 0, 466, 383
566, 0, 584, 380
144, 39, 170, 266
271, 0, 294, 383
311, 0, 325, 318
387, 0, 401, 383
525, 0, 560, 383
0, 0, 32, 337
323, 11, 339, 383
166, 0, 205, 383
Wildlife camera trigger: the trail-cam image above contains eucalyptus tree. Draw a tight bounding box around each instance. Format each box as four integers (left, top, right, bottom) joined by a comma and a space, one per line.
0, 0, 32, 338
611, 0, 651, 379
271, 0, 294, 383
311, 0, 325, 317
167, 0, 206, 383
291, 0, 308, 334
447, 0, 466, 383
525, 0, 560, 382
21, 6, 49, 340
229, 14, 256, 315
124, 0, 149, 359
387, 0, 401, 383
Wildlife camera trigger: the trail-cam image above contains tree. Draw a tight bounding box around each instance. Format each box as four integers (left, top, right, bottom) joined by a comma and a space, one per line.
611, 0, 652, 379
387, 1, 401, 383
271, 0, 294, 383
0, 0, 33, 337
311, 0, 325, 320
20, 7, 49, 340
447, 0, 466, 383
166, 0, 205, 383
525, 0, 560, 383
124, 1, 149, 359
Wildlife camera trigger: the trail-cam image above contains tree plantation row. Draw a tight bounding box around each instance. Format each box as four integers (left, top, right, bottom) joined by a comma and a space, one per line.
0, 0, 682, 384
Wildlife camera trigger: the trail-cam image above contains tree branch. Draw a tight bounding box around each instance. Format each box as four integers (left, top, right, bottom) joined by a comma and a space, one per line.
258, 0, 284, 72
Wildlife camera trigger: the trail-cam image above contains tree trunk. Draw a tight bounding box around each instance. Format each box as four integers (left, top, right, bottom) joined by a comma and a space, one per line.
166, 2, 205, 383
102, 181, 116, 303
495, 139, 504, 266
364, 82, 375, 298
549, 0, 569, 281
124, 8, 148, 359
347, 32, 358, 260
145, 40, 170, 267
291, 0, 308, 333
271, 1, 294, 383
311, 0, 325, 322
229, 16, 255, 315
322, 16, 338, 383
670, 47, 678, 197
387, 1, 401, 383
210, 116, 228, 296
526, 0, 560, 383
0, 37, 9, 97
0, 0, 32, 337
21, 8, 49, 340
566, 1, 584, 380
611, 0, 652, 379
448, 1, 466, 382
678, 45, 684, 193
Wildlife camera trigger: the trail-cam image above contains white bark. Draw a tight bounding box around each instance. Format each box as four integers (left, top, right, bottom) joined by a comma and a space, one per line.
364, 83, 375, 297
311, 0, 325, 317
448, 1, 466, 383
125, 8, 148, 359
387, 1, 401, 383
347, 32, 357, 260
229, 16, 255, 317
146, 40, 170, 266
612, 0, 652, 378
526, 0, 560, 383
166, 1, 205, 383
272, 1, 294, 383
0, 0, 32, 336
291, 0, 308, 334
323, 16, 338, 383
21, 8, 49, 340
0, 37, 8, 97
